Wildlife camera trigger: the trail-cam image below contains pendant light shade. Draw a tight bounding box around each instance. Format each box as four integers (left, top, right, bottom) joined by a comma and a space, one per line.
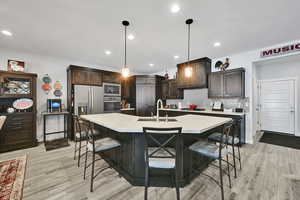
122, 20, 130, 78
121, 67, 130, 78
185, 18, 193, 78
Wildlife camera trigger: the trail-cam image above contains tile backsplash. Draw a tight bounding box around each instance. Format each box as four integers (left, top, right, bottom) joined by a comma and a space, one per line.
166, 88, 245, 110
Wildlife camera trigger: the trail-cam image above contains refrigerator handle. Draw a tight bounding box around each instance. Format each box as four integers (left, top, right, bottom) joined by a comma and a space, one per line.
88, 87, 91, 114
91, 87, 94, 114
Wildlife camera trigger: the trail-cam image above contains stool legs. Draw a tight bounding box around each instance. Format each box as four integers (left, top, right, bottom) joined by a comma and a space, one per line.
226, 155, 232, 188
174, 169, 180, 200
144, 166, 149, 200
90, 152, 95, 192
218, 159, 225, 200
77, 140, 82, 167
84, 146, 88, 180
231, 144, 237, 178
238, 146, 242, 170
74, 140, 77, 160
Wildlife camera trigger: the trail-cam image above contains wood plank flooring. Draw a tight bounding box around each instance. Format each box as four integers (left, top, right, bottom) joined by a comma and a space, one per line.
1, 141, 300, 200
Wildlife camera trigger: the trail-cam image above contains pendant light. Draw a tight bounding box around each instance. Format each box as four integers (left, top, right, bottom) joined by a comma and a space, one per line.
121, 20, 130, 78
185, 18, 193, 78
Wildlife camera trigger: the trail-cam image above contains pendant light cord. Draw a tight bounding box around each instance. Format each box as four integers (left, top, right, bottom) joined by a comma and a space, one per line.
188, 23, 190, 62
124, 25, 127, 68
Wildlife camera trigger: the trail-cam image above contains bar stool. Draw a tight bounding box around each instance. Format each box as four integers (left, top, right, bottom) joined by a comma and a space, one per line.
73, 114, 88, 167
143, 127, 182, 200
189, 122, 233, 200
84, 121, 121, 192
208, 120, 242, 178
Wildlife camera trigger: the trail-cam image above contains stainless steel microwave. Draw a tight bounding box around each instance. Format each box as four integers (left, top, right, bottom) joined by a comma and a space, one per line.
103, 83, 121, 96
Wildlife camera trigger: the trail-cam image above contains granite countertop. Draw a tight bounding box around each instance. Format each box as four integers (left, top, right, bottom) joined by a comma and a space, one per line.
0, 116, 7, 130
160, 108, 245, 116
81, 113, 232, 134
120, 108, 135, 111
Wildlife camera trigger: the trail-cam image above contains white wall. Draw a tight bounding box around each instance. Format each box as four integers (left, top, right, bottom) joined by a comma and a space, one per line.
255, 54, 300, 136
0, 48, 119, 142
156, 39, 300, 143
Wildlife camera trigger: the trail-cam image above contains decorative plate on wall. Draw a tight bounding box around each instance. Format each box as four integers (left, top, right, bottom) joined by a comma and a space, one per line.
13, 98, 33, 110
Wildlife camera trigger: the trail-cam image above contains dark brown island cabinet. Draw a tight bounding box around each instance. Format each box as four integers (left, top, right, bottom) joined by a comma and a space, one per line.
0, 70, 38, 152
177, 57, 212, 89
208, 68, 245, 98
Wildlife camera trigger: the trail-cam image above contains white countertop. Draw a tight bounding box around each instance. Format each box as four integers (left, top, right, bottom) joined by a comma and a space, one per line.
120, 108, 135, 111
81, 113, 232, 134
160, 108, 245, 116
0, 116, 7, 130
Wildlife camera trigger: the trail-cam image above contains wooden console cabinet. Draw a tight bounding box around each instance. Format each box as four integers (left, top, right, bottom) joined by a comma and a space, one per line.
0, 71, 37, 152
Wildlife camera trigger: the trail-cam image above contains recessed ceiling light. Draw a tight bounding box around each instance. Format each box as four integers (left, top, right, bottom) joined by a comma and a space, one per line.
149, 63, 154, 67
171, 4, 180, 13
174, 55, 179, 59
128, 34, 135, 40
105, 50, 111, 55
214, 42, 221, 47
1, 30, 13, 36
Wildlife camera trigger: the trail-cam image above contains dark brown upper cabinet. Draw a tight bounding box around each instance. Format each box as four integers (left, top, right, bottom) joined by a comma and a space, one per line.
161, 79, 184, 100
121, 76, 136, 104
177, 57, 211, 89
103, 71, 121, 84
208, 72, 223, 98
208, 68, 245, 98
70, 66, 102, 86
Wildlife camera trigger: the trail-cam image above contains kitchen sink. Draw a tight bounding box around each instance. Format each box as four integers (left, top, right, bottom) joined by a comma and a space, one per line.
137, 118, 177, 122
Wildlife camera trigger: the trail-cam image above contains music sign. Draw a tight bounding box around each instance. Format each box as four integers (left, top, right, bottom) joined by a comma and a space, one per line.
260, 43, 300, 58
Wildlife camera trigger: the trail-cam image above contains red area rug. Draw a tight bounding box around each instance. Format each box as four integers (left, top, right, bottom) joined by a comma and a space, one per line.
0, 156, 27, 200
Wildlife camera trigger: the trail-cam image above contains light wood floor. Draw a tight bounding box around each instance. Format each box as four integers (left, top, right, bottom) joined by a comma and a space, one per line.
1, 141, 300, 200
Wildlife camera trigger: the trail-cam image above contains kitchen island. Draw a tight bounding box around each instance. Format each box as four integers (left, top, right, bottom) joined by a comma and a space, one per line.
81, 113, 232, 187
160, 108, 246, 144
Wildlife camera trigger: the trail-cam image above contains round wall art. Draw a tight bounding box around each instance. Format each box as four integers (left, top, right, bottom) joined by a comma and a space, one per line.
13, 98, 33, 110
42, 74, 52, 94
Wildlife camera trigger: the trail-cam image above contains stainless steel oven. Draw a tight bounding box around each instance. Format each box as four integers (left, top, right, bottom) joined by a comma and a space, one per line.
103, 83, 121, 96
103, 96, 121, 113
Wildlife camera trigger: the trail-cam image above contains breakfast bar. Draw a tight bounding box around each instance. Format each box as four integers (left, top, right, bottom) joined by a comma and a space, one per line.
81, 113, 232, 187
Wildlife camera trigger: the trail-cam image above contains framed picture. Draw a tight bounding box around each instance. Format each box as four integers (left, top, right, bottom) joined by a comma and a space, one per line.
7, 60, 25, 72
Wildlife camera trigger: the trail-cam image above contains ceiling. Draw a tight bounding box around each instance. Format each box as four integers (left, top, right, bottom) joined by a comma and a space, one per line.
1, 0, 299, 74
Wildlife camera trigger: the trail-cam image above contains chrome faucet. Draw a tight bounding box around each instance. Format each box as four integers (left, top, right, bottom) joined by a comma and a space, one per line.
156, 99, 163, 121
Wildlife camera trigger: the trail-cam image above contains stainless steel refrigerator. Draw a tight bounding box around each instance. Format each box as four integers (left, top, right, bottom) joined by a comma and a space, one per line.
74, 85, 104, 115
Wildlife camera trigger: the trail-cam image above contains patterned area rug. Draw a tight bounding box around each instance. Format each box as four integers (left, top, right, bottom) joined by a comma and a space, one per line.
0, 156, 27, 200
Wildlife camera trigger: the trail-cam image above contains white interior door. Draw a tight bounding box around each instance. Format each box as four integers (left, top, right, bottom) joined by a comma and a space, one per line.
259, 79, 295, 134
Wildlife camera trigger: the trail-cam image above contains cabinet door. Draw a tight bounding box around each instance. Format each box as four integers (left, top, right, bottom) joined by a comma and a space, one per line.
72, 70, 102, 86
223, 71, 244, 97
191, 62, 207, 88
0, 74, 33, 98
168, 79, 183, 99
161, 80, 169, 100
89, 71, 102, 86
177, 64, 191, 88
208, 73, 223, 98
177, 58, 211, 89
103, 72, 121, 84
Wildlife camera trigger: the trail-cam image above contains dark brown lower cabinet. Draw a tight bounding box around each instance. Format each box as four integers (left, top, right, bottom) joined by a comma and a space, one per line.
0, 113, 37, 152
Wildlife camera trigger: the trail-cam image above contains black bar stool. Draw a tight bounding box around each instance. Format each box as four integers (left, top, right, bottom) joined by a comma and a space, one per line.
189, 122, 233, 200
73, 114, 88, 167
143, 127, 182, 200
208, 120, 242, 178
83, 121, 121, 192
